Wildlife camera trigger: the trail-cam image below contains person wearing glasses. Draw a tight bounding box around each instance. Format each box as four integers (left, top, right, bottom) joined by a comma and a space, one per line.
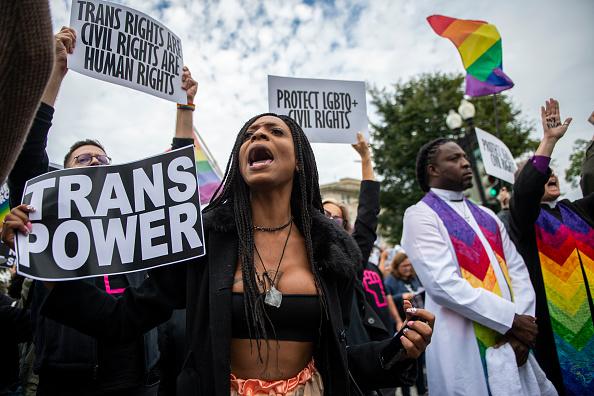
3, 27, 197, 396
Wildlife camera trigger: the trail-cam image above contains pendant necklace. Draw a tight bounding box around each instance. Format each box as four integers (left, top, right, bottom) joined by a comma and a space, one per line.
254, 220, 293, 308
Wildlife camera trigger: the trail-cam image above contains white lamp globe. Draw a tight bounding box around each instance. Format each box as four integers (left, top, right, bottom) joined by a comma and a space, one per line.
458, 99, 476, 120
446, 109, 463, 130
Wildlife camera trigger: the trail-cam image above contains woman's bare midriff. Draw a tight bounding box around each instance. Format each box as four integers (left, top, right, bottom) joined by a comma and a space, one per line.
230, 230, 318, 381
230, 338, 314, 380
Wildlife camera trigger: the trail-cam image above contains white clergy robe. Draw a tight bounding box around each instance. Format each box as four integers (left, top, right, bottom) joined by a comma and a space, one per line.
401, 188, 536, 396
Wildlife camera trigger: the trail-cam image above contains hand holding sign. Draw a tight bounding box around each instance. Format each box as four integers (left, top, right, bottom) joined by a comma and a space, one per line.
1, 204, 35, 251
42, 27, 77, 106
55, 27, 77, 76
181, 66, 197, 105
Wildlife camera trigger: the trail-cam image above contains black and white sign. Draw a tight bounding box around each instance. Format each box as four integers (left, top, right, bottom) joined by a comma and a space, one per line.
69, 0, 186, 103
0, 244, 16, 268
475, 128, 517, 184
268, 75, 368, 143
16, 146, 204, 281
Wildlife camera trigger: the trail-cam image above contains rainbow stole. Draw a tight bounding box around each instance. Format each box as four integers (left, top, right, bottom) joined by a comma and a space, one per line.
534, 205, 594, 395
423, 191, 513, 381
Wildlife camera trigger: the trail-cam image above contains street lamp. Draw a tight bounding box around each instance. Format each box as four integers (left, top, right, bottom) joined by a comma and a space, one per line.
458, 99, 476, 121
446, 99, 487, 206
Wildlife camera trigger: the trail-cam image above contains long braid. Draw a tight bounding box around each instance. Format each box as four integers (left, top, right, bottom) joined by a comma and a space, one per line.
277, 116, 329, 318
204, 113, 325, 360
415, 138, 452, 192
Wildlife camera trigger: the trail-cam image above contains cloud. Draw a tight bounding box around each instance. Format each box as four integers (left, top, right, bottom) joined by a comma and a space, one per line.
46, 0, 593, 201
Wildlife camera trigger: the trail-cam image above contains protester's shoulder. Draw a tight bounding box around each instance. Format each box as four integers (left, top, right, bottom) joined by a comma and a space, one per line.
477, 204, 506, 228
201, 203, 235, 234
403, 199, 434, 225
311, 209, 359, 278
477, 204, 499, 220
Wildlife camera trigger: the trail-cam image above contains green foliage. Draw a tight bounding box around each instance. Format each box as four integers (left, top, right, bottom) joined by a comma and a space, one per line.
565, 139, 588, 188
370, 72, 538, 243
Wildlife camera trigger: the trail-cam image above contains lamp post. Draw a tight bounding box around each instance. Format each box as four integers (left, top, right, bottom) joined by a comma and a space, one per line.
446, 99, 488, 206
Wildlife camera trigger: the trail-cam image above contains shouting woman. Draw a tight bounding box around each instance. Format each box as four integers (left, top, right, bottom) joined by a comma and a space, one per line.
3, 114, 434, 396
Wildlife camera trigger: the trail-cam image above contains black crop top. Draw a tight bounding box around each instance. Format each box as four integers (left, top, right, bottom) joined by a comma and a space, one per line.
231, 293, 321, 342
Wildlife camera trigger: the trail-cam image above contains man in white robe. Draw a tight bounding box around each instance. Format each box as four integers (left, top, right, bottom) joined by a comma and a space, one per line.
402, 138, 537, 396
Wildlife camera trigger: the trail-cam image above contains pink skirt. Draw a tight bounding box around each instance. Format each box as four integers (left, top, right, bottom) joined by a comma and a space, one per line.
230, 359, 324, 396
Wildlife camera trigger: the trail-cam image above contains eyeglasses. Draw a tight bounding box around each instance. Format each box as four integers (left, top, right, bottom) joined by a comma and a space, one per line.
324, 210, 344, 226
73, 153, 112, 166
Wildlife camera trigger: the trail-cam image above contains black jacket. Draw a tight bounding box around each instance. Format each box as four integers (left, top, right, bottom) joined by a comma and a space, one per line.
347, 180, 393, 343
42, 203, 415, 395
0, 293, 31, 391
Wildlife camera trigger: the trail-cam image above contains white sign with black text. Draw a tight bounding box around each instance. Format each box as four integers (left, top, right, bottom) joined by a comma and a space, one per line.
15, 146, 204, 281
69, 0, 186, 103
475, 128, 517, 184
268, 75, 368, 143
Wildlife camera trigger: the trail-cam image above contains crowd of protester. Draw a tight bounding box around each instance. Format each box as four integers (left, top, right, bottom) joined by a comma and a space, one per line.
1, 10, 593, 396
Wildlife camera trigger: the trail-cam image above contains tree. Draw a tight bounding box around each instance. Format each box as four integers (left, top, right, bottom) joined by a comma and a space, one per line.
370, 72, 538, 243
565, 139, 588, 188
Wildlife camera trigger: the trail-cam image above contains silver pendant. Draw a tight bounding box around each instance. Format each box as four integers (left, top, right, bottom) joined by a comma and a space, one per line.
264, 285, 282, 308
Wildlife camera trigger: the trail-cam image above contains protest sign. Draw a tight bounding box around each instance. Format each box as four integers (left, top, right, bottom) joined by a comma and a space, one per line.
0, 244, 16, 269
475, 128, 517, 184
69, 0, 186, 103
268, 75, 368, 143
15, 146, 204, 281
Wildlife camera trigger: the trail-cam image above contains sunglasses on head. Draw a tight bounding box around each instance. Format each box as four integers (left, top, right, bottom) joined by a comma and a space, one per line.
73, 153, 112, 165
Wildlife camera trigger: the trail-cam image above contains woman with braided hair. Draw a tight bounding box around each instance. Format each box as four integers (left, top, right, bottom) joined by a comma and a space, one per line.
10, 114, 434, 395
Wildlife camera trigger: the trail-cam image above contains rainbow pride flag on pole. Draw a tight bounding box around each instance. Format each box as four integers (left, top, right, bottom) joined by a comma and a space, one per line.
192, 129, 223, 206
427, 15, 514, 97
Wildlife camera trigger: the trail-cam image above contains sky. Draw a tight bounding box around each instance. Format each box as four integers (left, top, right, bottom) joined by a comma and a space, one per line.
46, 0, 593, 200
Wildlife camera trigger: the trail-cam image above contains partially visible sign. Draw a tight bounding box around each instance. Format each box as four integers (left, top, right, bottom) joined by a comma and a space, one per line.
0, 245, 16, 268
16, 146, 204, 281
268, 75, 368, 143
69, 0, 186, 103
475, 128, 517, 184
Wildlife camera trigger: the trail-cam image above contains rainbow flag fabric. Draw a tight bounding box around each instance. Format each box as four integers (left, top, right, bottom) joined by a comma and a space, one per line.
192, 132, 222, 206
427, 15, 514, 97
168, 132, 222, 206
0, 184, 9, 225
535, 205, 594, 395
423, 191, 513, 384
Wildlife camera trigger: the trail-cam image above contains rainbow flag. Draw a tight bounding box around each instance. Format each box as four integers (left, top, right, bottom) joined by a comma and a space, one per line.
192, 131, 222, 206
427, 15, 514, 97
0, 184, 9, 225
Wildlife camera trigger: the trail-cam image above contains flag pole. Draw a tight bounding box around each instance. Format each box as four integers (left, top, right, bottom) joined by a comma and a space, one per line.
492, 93, 500, 137
193, 127, 224, 178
